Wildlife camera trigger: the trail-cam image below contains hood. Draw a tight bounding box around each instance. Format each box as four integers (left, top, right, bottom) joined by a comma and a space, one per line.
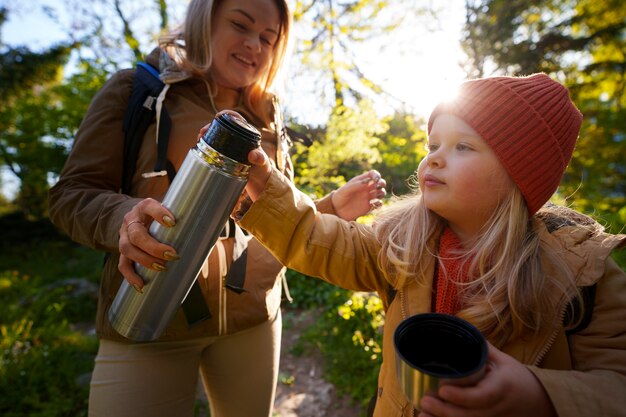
537, 204, 626, 285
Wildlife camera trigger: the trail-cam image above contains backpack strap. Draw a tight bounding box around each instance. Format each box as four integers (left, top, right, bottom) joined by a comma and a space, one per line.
152, 83, 176, 182
121, 62, 174, 194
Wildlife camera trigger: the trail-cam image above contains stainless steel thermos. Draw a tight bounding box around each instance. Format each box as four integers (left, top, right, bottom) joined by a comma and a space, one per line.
108, 111, 261, 342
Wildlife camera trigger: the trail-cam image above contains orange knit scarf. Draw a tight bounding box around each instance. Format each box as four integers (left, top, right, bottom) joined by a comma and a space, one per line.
433, 228, 472, 315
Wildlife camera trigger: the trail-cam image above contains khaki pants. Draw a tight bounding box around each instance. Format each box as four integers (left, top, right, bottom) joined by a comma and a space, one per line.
88, 310, 281, 417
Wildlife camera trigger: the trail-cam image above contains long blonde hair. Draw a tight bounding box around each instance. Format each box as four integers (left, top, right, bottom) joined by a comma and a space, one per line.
374, 177, 579, 347
159, 0, 292, 126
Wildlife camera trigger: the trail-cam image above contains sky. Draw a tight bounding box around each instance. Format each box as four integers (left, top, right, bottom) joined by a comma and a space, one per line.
285, 2, 469, 124
1, 0, 469, 198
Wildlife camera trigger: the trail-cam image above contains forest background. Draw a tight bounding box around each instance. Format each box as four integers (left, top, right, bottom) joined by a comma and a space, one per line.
1, 0, 624, 416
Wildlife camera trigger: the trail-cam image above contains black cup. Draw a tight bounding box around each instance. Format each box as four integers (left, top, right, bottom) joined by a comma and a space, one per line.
394, 313, 488, 409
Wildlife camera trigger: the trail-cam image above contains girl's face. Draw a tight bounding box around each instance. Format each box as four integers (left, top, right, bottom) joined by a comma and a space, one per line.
211, 0, 281, 89
418, 114, 516, 240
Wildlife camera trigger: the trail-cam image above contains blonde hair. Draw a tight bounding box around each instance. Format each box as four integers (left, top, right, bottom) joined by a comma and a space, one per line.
159, 0, 292, 126
374, 176, 579, 347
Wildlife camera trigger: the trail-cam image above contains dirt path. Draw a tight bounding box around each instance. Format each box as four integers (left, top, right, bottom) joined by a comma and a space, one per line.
272, 308, 363, 417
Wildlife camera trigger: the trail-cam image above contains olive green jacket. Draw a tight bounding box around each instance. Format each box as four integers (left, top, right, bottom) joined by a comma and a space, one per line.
239, 170, 626, 417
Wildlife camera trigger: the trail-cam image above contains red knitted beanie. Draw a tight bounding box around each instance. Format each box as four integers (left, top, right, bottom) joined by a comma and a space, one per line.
427, 73, 583, 215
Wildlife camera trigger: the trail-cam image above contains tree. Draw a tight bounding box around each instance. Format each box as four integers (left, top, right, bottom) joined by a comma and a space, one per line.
0, 0, 174, 217
291, 0, 430, 113
0, 6, 89, 218
60, 0, 173, 67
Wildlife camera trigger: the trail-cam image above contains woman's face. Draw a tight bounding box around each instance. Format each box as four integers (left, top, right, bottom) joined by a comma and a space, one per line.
418, 114, 516, 239
210, 0, 281, 89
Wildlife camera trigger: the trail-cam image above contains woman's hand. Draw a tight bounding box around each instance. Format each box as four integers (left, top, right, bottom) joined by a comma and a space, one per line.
117, 198, 180, 292
418, 344, 556, 417
332, 170, 386, 221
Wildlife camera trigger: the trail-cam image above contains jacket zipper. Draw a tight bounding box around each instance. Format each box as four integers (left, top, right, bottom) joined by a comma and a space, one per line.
533, 304, 567, 365
400, 286, 408, 319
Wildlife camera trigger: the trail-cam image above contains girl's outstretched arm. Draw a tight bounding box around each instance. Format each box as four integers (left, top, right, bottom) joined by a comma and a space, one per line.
244, 147, 387, 219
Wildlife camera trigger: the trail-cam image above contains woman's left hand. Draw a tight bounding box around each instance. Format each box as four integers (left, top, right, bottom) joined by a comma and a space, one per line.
418, 343, 557, 417
331, 170, 386, 221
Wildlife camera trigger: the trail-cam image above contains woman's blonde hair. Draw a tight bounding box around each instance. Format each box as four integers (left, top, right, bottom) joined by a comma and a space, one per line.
374, 175, 579, 347
159, 0, 292, 126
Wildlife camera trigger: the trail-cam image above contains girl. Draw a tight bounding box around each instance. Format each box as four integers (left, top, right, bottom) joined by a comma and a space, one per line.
48, 0, 385, 416
232, 73, 626, 416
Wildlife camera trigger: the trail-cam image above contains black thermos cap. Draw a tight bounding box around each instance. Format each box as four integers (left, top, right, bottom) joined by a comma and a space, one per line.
201, 112, 261, 164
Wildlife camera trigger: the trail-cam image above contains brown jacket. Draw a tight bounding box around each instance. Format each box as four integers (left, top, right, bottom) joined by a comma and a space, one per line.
48, 49, 335, 342
239, 170, 626, 417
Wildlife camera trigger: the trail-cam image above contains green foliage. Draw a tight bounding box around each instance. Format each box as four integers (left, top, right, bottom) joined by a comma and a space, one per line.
0, 43, 75, 101
0, 8, 106, 219
0, 34, 75, 218
284, 268, 344, 309
290, 106, 426, 201
374, 111, 428, 196
285, 270, 384, 410
0, 56, 106, 219
0, 211, 102, 417
0, 318, 97, 417
294, 100, 386, 196
324, 292, 384, 404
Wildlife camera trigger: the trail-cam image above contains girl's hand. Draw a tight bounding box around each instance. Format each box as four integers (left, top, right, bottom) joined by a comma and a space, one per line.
418, 343, 556, 417
245, 147, 273, 202
199, 112, 272, 202
332, 170, 386, 221
117, 198, 179, 292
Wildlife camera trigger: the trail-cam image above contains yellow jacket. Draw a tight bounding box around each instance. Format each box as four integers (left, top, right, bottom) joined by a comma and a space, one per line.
239, 170, 626, 417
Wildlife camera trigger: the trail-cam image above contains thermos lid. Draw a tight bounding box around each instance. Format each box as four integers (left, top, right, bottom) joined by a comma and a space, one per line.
202, 112, 261, 164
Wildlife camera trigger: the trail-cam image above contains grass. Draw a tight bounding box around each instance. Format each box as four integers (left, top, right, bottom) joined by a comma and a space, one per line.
0, 210, 102, 417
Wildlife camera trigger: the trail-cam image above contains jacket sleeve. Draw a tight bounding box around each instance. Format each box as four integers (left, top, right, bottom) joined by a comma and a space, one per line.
238, 170, 388, 294
48, 70, 142, 252
529, 257, 626, 417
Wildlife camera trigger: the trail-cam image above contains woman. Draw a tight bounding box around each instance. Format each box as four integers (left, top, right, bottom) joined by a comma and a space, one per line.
48, 1, 385, 416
